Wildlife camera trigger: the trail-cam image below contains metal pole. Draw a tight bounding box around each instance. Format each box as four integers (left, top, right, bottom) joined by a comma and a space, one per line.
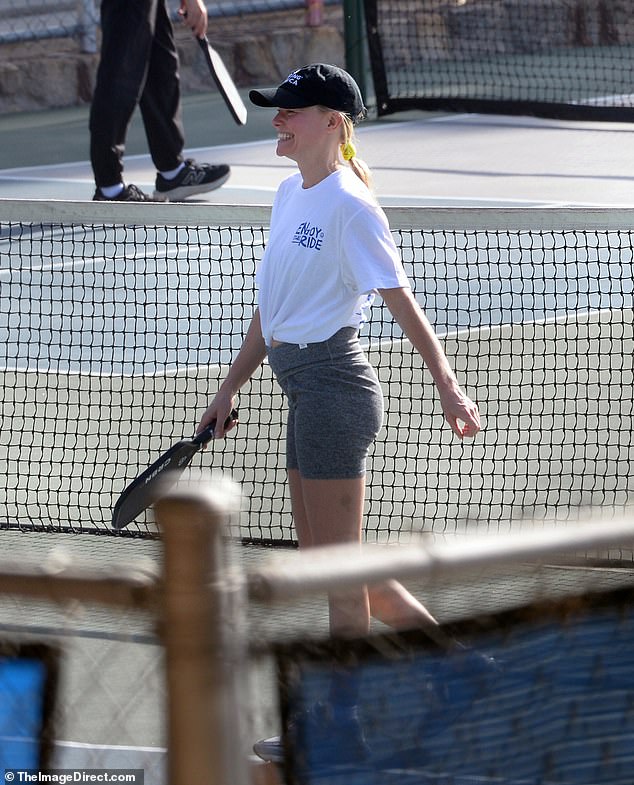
156, 475, 249, 785
343, 0, 367, 100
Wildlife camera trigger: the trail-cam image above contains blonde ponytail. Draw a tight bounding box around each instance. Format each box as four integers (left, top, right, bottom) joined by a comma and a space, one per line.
339, 114, 373, 191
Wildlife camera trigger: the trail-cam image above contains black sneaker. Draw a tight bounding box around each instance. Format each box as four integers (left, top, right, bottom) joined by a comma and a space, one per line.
93, 184, 154, 202
153, 159, 230, 201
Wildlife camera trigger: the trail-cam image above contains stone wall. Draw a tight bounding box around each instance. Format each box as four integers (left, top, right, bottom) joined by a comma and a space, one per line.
6, 0, 630, 115
0, 5, 345, 114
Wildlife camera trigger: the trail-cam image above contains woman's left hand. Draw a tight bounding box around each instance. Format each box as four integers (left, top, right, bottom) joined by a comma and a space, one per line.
378, 287, 481, 439
439, 387, 481, 439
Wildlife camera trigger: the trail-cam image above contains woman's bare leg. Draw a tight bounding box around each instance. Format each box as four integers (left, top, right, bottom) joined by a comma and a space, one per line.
288, 469, 369, 638
288, 470, 451, 642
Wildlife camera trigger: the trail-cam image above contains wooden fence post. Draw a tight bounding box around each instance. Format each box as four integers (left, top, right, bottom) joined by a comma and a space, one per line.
156, 475, 249, 785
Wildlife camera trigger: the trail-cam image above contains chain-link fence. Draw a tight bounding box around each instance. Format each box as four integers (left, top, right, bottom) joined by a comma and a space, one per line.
0, 0, 338, 52
0, 0, 345, 113
0, 0, 98, 50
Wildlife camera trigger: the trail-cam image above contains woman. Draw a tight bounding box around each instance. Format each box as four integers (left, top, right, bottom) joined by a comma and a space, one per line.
197, 63, 481, 761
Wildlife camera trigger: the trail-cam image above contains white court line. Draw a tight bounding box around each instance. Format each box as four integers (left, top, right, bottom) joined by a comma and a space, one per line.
0, 114, 473, 178
0, 135, 281, 177
54, 740, 166, 782
2, 175, 632, 209
55, 739, 166, 753
0, 253, 152, 277
0, 174, 280, 196
1, 182, 633, 213
0, 174, 97, 183
573, 92, 634, 106
376, 193, 634, 208
0, 243, 230, 277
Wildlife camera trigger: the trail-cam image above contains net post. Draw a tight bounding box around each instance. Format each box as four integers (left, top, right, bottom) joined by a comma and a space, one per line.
155, 474, 249, 785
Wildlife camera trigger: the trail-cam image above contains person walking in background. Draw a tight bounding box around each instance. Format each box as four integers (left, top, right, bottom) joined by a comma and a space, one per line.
90, 0, 230, 202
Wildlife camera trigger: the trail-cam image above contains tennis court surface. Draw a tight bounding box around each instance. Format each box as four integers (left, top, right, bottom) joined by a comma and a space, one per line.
2, 100, 634, 780
3, 106, 634, 207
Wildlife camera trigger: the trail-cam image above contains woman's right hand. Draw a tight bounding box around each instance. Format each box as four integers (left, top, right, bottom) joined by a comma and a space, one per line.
196, 391, 238, 439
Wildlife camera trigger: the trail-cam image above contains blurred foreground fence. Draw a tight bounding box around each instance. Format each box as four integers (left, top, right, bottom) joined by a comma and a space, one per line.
0, 476, 249, 784
3, 475, 634, 782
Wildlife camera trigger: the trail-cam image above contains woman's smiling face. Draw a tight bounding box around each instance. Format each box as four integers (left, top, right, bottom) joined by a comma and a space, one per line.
272, 106, 335, 162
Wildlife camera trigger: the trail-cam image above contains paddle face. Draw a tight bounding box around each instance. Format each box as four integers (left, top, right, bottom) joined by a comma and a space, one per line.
198, 36, 247, 125
112, 409, 238, 530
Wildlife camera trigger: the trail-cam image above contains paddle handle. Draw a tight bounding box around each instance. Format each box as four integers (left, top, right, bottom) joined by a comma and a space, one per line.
194, 409, 239, 446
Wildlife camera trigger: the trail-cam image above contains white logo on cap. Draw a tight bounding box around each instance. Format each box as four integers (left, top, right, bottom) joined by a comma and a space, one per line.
286, 70, 302, 86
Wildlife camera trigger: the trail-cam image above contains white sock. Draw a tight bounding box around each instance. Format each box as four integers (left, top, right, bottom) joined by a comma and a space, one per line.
100, 183, 124, 199
160, 163, 185, 180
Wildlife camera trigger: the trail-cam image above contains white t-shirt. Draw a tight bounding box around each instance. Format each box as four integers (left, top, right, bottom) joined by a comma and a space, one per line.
256, 168, 410, 346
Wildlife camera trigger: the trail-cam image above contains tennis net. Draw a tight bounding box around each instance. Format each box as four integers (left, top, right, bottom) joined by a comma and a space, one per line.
1, 200, 633, 556
363, 0, 634, 121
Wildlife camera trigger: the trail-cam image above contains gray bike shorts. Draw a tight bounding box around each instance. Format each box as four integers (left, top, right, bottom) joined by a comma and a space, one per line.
266, 327, 384, 480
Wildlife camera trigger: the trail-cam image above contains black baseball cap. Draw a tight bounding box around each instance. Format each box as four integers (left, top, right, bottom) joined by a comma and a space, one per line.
249, 63, 367, 124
